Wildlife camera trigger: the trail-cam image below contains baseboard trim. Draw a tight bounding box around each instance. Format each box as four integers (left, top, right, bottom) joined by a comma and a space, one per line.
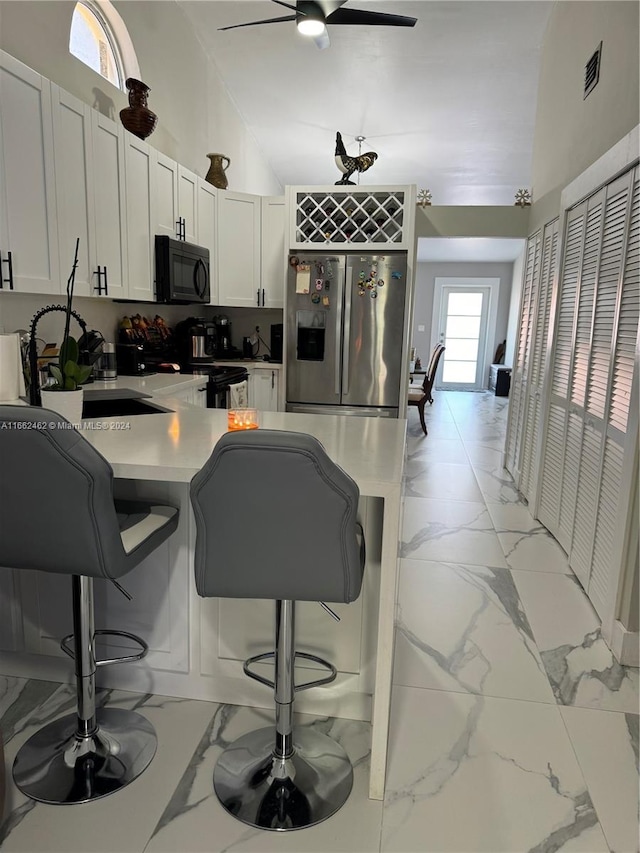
610, 620, 639, 667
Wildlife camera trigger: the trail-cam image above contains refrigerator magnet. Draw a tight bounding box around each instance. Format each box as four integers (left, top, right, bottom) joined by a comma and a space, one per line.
392, 271, 402, 279
296, 265, 311, 294
315, 280, 323, 290
322, 295, 330, 306
377, 279, 385, 287
311, 292, 321, 304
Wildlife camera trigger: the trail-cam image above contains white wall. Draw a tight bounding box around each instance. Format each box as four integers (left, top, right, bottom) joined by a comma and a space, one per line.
411, 261, 514, 374
0, 0, 281, 194
530, 1, 639, 220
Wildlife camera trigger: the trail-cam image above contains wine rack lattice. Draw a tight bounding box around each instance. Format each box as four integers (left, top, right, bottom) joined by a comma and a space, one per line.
295, 190, 405, 244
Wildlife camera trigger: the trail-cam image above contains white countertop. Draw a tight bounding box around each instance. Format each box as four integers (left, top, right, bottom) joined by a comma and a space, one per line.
81, 376, 405, 495
1, 374, 405, 494
88, 374, 207, 396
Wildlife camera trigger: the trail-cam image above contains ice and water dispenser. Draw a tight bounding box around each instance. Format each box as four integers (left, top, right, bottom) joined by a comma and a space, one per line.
296, 311, 326, 361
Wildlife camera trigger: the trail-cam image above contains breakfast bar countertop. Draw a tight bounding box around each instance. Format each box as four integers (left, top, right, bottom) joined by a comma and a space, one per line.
83, 375, 406, 498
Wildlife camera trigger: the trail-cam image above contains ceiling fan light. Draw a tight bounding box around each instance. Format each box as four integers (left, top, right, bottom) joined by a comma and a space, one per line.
297, 17, 326, 36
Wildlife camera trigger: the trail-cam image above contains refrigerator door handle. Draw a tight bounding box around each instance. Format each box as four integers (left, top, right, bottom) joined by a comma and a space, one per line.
342, 265, 353, 395
335, 268, 345, 395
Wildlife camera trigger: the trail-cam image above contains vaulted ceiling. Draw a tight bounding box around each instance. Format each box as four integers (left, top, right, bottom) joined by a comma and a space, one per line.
179, 1, 553, 209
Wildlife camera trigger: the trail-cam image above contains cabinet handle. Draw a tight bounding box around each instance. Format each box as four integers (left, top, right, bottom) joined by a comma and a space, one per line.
94, 266, 104, 295
271, 371, 274, 389
103, 265, 109, 296
182, 218, 186, 241
198, 387, 206, 392
256, 289, 260, 307
176, 219, 181, 240
262, 288, 265, 307
0, 250, 14, 290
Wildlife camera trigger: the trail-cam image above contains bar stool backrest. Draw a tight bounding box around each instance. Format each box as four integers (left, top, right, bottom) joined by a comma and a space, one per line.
1, 405, 130, 579
190, 429, 363, 603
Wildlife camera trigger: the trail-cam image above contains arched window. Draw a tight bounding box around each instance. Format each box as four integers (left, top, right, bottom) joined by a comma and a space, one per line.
69, 1, 139, 90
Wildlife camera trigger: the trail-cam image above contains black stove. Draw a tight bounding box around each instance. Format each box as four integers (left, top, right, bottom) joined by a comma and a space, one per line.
182, 364, 249, 408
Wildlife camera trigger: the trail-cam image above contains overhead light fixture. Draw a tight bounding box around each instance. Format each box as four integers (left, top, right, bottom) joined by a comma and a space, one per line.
297, 16, 325, 36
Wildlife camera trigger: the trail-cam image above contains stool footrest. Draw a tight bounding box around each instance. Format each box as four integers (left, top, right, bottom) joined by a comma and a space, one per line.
60, 629, 149, 667
243, 651, 337, 692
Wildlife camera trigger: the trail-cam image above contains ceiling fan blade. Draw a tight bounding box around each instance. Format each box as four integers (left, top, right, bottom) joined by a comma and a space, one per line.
270, 0, 299, 10
315, 1, 348, 15
326, 8, 417, 27
218, 15, 296, 31
313, 28, 331, 49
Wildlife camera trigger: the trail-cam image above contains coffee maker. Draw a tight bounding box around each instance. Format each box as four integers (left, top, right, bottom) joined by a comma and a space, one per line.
174, 318, 217, 368
213, 315, 233, 357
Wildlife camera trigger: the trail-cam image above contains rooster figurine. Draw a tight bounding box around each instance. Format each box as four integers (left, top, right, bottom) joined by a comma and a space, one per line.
334, 132, 377, 185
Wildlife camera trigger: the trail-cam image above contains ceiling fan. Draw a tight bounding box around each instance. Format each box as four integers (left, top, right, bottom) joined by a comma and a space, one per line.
218, 1, 417, 50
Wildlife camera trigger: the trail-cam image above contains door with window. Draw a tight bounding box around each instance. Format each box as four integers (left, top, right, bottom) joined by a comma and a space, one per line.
433, 282, 496, 391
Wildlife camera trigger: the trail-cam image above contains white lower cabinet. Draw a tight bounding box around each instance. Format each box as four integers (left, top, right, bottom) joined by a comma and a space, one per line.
169, 381, 208, 407
250, 367, 280, 412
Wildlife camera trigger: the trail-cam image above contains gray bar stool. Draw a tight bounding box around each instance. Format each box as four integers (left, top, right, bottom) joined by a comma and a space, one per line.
0, 405, 179, 804
190, 429, 365, 831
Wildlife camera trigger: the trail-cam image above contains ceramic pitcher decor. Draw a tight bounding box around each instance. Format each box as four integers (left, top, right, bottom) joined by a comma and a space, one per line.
205, 153, 230, 189
119, 78, 157, 140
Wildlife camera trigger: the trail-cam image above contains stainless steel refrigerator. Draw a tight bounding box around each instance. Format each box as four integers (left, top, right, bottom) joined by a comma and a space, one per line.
286, 251, 409, 417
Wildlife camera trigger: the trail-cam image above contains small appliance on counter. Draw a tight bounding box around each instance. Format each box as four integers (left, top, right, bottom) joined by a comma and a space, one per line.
174, 317, 217, 368
94, 343, 117, 380
270, 323, 283, 363
213, 315, 242, 359
116, 343, 147, 376
117, 314, 176, 374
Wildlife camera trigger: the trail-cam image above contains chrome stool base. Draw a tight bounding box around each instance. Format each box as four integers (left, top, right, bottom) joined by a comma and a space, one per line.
214, 726, 353, 831
13, 707, 157, 804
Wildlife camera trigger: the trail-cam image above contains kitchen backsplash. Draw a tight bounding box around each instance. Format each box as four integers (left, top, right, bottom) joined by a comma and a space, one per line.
0, 293, 282, 352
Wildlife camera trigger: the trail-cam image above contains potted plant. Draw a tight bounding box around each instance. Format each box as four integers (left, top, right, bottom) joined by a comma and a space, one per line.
40, 239, 92, 424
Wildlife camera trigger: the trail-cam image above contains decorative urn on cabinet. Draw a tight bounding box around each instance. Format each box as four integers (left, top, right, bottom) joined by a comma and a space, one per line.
119, 78, 157, 140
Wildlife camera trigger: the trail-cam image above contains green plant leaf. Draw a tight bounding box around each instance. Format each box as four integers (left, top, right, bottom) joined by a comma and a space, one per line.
49, 365, 64, 389
59, 336, 79, 368
77, 365, 93, 385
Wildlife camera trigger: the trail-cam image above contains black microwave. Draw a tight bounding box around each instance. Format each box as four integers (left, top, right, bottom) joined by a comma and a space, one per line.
155, 236, 210, 304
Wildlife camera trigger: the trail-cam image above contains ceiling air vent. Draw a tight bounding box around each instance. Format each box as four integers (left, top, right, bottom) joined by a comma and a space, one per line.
584, 42, 602, 99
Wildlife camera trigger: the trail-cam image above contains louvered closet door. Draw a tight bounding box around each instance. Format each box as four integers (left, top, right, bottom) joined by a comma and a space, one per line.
505, 231, 541, 482
586, 166, 639, 616
519, 219, 559, 501
569, 170, 636, 596
538, 204, 586, 545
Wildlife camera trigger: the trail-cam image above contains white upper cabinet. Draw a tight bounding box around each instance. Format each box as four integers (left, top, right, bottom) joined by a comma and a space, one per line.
153, 155, 199, 244
217, 190, 261, 308
154, 151, 180, 239
260, 196, 285, 309
0, 51, 60, 294
178, 166, 198, 243
91, 112, 127, 299
51, 85, 95, 298
196, 180, 217, 305
124, 133, 154, 302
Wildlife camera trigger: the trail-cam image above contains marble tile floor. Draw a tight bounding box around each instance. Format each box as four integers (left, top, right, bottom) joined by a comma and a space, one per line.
1, 391, 638, 852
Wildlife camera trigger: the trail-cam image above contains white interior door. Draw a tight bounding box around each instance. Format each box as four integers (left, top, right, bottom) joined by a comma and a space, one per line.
433, 281, 496, 390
